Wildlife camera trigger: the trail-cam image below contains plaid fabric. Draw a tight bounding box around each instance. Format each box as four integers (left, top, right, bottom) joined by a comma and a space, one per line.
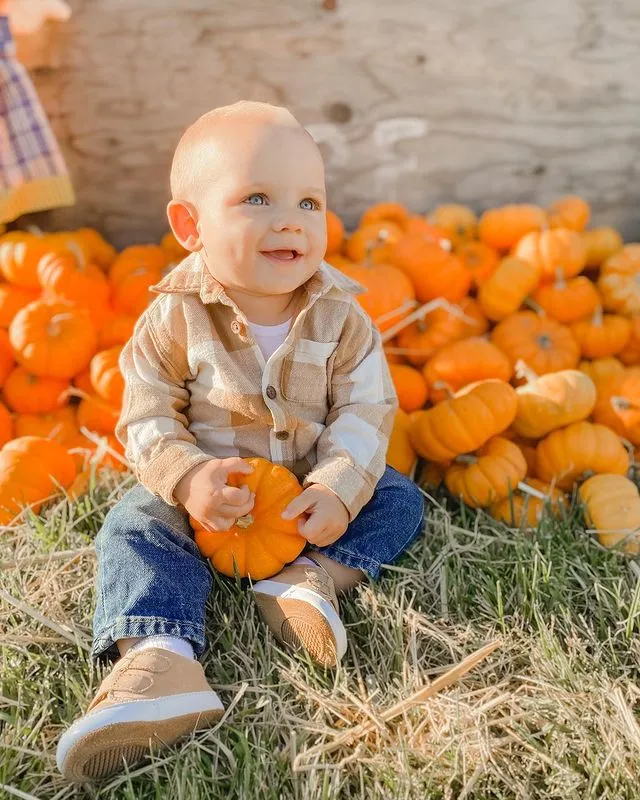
0, 16, 74, 223
116, 253, 398, 520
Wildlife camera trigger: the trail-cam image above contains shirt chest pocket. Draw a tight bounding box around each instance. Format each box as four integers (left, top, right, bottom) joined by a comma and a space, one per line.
280, 339, 339, 405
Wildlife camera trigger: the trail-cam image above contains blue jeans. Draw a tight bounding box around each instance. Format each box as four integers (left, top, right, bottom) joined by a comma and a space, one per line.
92, 466, 424, 661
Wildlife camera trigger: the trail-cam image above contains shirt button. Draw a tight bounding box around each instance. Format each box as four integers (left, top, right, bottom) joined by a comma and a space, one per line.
276, 431, 289, 441
266, 385, 277, 400
230, 320, 241, 334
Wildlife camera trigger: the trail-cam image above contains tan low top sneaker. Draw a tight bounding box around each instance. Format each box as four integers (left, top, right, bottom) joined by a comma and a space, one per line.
252, 560, 347, 668
56, 648, 224, 782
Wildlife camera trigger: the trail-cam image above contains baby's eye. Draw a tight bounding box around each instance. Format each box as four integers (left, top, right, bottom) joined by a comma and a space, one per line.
300, 198, 320, 211
244, 193, 268, 206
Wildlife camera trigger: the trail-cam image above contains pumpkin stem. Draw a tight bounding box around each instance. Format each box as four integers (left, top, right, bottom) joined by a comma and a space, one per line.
374, 299, 418, 327
611, 395, 640, 413
514, 359, 538, 383
555, 267, 566, 289
47, 312, 75, 338
524, 297, 545, 317
236, 514, 254, 529
517, 481, 547, 501
25, 224, 44, 237
66, 240, 86, 270
593, 304, 604, 327
433, 379, 456, 398
454, 453, 477, 464
380, 299, 474, 343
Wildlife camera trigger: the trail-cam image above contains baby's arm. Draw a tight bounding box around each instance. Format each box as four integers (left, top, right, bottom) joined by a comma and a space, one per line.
117, 302, 254, 528
302, 303, 398, 522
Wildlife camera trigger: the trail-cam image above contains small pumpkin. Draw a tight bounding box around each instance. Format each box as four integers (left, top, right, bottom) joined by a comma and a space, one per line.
0, 233, 51, 289
423, 337, 512, 402
396, 297, 487, 367
489, 478, 565, 527
514, 228, 586, 281
388, 363, 429, 412
547, 195, 590, 232
360, 203, 410, 230
578, 356, 625, 387
9, 300, 98, 379
581, 227, 623, 269
339, 260, 415, 332
618, 316, 640, 366
37, 247, 111, 323
511, 363, 596, 439
592, 367, 640, 446
90, 346, 124, 408
325, 210, 345, 256
428, 204, 478, 249
570, 306, 631, 359
386, 409, 417, 476
2, 366, 69, 414
598, 244, 640, 316
73, 367, 94, 396
409, 379, 517, 462
345, 221, 403, 265
0, 401, 13, 447
530, 273, 600, 324
491, 311, 580, 375
445, 437, 527, 508
478, 204, 546, 252
457, 241, 500, 287
14, 407, 78, 445
0, 284, 40, 328
579, 473, 640, 554
536, 421, 629, 490
0, 328, 14, 387
190, 457, 306, 579
391, 237, 472, 303
98, 314, 136, 349
77, 394, 120, 435
477, 257, 541, 322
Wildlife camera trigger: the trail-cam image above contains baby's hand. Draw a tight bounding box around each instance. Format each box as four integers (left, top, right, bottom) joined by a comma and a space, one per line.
175, 457, 254, 533
281, 483, 349, 547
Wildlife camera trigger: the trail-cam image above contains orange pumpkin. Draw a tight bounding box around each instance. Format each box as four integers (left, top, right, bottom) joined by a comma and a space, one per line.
345, 222, 403, 265
77, 394, 120, 435
396, 297, 487, 366
477, 204, 546, 252
581, 228, 623, 269
428, 204, 478, 249
90, 347, 124, 407
530, 274, 600, 324
547, 195, 591, 232
0, 401, 13, 447
0, 436, 77, 524
37, 248, 111, 323
190, 457, 305, 579
386, 409, 417, 476
457, 241, 500, 287
73, 367, 94, 396
477, 257, 541, 322
2, 367, 69, 414
445, 437, 527, 508
619, 316, 640, 366
339, 261, 415, 332
325, 210, 345, 256
98, 314, 136, 349
72, 227, 118, 270
598, 244, 640, 316
0, 284, 40, 328
388, 363, 429, 412
423, 337, 512, 402
570, 307, 631, 359
108, 245, 167, 284
536, 421, 629, 490
489, 479, 565, 527
9, 300, 98, 378
403, 217, 451, 248
409, 379, 517, 462
578, 356, 625, 386
593, 367, 640, 446
514, 228, 586, 281
0, 328, 14, 387
14, 407, 78, 445
0, 233, 50, 289
360, 203, 410, 230
491, 311, 580, 375
391, 237, 471, 303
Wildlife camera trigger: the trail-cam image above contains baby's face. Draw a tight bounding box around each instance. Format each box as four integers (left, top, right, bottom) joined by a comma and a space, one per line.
193, 122, 327, 298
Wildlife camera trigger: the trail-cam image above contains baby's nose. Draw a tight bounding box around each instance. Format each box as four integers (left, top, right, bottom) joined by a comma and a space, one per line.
272, 216, 304, 233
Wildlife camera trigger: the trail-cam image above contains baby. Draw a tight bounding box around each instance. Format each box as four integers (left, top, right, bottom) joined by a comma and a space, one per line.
56, 101, 424, 782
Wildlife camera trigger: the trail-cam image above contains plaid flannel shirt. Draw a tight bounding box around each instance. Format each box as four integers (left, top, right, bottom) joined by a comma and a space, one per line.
0, 16, 74, 223
116, 253, 398, 520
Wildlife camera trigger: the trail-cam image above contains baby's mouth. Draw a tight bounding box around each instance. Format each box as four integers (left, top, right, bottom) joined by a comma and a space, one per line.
260, 249, 302, 262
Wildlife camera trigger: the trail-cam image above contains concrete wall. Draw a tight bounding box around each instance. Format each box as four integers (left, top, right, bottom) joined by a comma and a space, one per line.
28, 0, 640, 247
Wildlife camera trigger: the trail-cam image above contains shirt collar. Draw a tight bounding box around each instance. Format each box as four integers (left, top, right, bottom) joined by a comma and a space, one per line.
151, 252, 364, 305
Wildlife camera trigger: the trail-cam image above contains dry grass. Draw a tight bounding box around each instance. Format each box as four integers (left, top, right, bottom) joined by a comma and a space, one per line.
1, 473, 640, 799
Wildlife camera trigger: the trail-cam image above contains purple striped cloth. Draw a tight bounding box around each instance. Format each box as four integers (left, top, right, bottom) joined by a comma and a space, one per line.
0, 15, 74, 223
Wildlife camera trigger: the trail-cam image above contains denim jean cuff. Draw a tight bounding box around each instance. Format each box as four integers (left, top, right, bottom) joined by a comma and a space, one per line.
92, 615, 207, 662
307, 543, 382, 579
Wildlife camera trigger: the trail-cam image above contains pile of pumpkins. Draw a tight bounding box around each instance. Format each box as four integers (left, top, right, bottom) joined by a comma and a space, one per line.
325, 196, 640, 555
1, 197, 639, 557
0, 225, 187, 524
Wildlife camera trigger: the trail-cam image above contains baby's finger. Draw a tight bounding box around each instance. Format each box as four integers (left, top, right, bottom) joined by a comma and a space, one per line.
281, 490, 315, 520
219, 457, 254, 477
220, 485, 252, 506
217, 497, 255, 519
207, 515, 235, 532
298, 514, 327, 541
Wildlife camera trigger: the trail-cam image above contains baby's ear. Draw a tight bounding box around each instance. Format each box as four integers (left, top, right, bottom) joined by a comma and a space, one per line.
167, 200, 202, 252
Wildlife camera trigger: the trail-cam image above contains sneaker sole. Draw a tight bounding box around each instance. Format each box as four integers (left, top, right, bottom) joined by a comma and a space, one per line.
252, 582, 347, 667
57, 691, 224, 781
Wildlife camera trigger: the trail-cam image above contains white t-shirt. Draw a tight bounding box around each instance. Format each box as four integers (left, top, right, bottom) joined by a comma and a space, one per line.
246, 318, 292, 362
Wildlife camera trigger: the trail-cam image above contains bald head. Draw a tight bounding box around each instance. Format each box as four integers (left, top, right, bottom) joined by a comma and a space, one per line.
170, 101, 317, 202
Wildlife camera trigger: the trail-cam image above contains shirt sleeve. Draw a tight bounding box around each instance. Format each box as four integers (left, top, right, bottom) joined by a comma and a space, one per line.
115, 302, 212, 505
303, 302, 398, 520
